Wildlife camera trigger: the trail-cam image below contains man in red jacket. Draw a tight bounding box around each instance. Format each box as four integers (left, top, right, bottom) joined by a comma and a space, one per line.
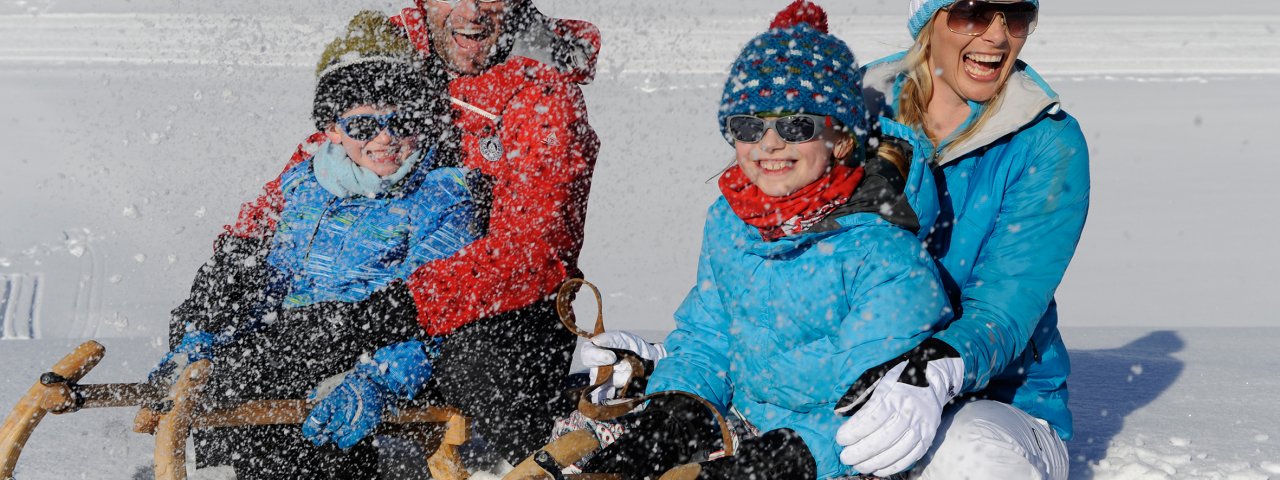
192, 0, 601, 471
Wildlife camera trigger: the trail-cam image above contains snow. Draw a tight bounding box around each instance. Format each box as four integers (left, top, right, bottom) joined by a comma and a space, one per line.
2, 0, 1279, 478
3, 328, 1277, 479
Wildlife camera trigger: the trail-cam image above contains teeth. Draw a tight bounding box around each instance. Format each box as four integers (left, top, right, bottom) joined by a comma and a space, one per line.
759, 160, 794, 171
965, 53, 1004, 63
455, 28, 482, 35
962, 61, 993, 77
964, 61, 996, 77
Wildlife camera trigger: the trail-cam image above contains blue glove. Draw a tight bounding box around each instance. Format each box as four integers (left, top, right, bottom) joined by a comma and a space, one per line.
303, 339, 439, 449
149, 330, 218, 385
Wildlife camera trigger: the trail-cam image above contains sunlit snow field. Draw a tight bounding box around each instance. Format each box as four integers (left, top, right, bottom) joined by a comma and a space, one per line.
2, 0, 1279, 478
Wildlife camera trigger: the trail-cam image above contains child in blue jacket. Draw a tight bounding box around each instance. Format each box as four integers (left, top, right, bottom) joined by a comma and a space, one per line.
150, 12, 476, 479
576, 3, 952, 479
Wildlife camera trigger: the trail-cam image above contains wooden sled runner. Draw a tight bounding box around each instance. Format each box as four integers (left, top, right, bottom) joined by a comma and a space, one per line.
0, 340, 471, 480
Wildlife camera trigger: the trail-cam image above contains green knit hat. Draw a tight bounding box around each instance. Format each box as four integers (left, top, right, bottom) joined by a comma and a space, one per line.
311, 10, 447, 136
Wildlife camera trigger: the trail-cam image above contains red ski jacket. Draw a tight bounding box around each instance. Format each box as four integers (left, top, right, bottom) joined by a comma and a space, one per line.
225, 7, 601, 335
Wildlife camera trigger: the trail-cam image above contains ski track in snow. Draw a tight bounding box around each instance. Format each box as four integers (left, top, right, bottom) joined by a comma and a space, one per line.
1, 14, 1279, 79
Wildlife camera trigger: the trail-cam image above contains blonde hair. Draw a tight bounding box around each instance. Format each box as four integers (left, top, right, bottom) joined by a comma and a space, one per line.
877, 15, 1010, 164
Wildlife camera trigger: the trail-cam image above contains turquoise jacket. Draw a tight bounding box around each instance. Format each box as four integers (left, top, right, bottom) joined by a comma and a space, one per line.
862, 52, 1091, 440
646, 165, 952, 479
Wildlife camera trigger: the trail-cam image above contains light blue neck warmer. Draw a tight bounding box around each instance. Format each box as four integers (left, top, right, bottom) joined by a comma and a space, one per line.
313, 141, 424, 198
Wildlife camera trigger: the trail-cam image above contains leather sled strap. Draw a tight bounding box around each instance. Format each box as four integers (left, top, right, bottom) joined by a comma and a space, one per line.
552, 279, 736, 457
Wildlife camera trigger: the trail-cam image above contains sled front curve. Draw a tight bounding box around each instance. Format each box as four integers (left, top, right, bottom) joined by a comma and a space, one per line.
0, 340, 106, 480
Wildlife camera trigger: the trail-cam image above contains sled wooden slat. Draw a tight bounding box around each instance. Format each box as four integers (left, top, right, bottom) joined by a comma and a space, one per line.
75, 383, 165, 410
189, 400, 307, 428
188, 400, 461, 430
186, 401, 470, 480
154, 359, 211, 480
503, 429, 601, 480
0, 340, 105, 480
657, 464, 701, 480
426, 411, 470, 480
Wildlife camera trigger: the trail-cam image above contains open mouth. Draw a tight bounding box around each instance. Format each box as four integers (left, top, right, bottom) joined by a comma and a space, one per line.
364, 147, 403, 165
451, 27, 491, 51
757, 159, 796, 173
963, 52, 1005, 81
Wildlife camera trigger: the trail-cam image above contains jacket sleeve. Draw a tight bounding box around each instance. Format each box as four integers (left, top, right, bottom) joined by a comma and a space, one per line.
224, 132, 327, 239
645, 216, 735, 410
756, 226, 950, 411
406, 82, 599, 334
935, 116, 1091, 392
394, 177, 479, 281
170, 233, 275, 346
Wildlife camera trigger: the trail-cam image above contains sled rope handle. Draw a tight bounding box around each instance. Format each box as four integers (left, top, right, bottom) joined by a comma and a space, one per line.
551, 279, 736, 458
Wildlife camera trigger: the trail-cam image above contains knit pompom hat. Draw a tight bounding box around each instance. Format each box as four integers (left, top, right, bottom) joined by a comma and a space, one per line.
908, 0, 1040, 38
311, 10, 449, 136
718, 1, 866, 148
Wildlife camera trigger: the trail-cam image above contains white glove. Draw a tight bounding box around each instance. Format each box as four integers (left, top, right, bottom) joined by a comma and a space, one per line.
834, 338, 965, 477
580, 331, 667, 404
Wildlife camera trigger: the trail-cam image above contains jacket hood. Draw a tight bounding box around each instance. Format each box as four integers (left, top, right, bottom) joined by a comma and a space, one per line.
394, 6, 600, 85
808, 156, 921, 235
861, 52, 1062, 165
508, 7, 600, 85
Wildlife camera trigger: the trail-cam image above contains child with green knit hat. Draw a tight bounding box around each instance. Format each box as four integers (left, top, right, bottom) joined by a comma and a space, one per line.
157, 11, 476, 478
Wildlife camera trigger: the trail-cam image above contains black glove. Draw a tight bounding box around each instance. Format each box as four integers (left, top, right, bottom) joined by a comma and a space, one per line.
697, 428, 817, 480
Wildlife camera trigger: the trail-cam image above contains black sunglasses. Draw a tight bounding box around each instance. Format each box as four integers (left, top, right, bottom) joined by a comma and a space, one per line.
943, 0, 1039, 38
726, 114, 833, 144
335, 112, 415, 142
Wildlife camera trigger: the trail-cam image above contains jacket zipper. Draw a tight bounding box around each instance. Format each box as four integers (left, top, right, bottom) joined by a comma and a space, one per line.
300, 196, 340, 275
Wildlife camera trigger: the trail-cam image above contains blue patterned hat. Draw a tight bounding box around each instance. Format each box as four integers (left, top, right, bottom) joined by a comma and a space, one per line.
718, 0, 866, 146
908, 0, 1040, 38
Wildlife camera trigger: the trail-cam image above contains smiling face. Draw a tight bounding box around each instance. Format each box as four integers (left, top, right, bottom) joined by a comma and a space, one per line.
734, 124, 853, 197
425, 0, 512, 75
325, 105, 418, 177
928, 8, 1029, 105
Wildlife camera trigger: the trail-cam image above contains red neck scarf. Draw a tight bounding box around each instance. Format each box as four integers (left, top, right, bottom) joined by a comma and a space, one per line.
719, 164, 865, 241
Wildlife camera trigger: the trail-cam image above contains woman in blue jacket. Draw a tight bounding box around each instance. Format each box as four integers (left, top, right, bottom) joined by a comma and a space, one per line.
831, 1, 1088, 479
576, 3, 951, 479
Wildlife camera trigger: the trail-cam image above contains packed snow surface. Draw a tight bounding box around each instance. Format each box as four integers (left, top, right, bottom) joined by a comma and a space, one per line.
2, 0, 1279, 478
2, 328, 1277, 479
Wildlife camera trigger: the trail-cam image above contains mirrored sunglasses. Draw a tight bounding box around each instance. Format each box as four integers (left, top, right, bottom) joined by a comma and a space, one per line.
726, 114, 832, 144
944, 0, 1039, 38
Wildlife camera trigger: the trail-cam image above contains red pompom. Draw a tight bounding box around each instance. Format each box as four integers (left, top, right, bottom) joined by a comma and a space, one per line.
770, 0, 829, 33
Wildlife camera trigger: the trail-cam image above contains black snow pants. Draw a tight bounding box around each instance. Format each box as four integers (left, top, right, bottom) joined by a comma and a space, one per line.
583, 395, 818, 480
192, 299, 576, 479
